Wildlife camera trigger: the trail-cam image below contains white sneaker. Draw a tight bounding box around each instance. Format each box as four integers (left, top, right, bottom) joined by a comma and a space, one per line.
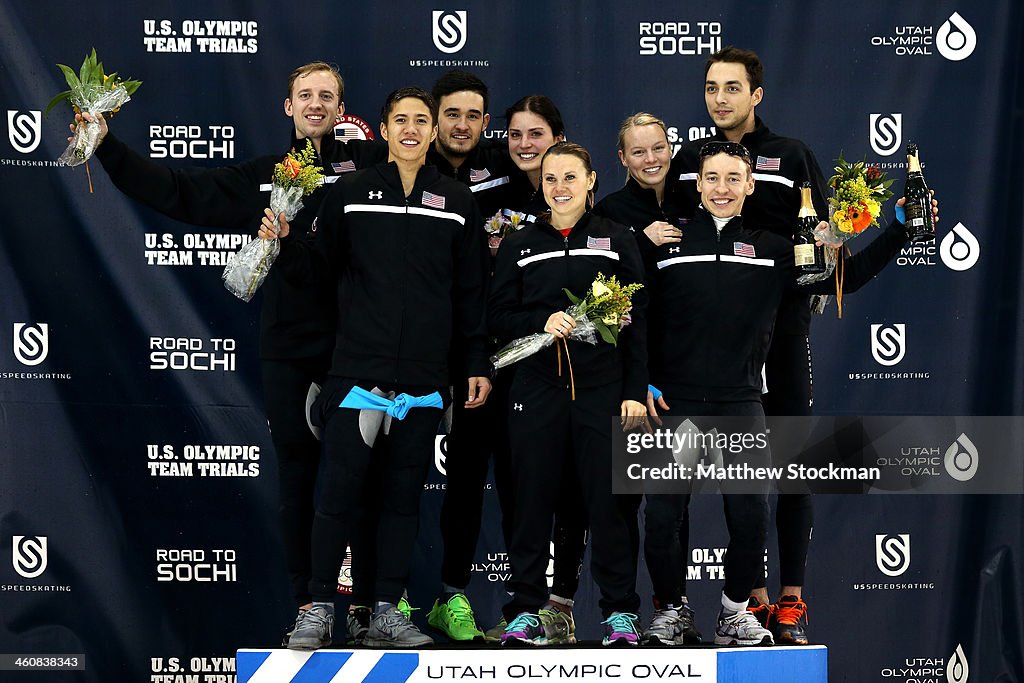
714, 609, 773, 646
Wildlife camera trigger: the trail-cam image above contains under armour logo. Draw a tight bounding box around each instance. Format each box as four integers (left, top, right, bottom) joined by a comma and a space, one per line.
368, 191, 383, 199
513, 403, 523, 411
520, 249, 531, 256
669, 246, 681, 254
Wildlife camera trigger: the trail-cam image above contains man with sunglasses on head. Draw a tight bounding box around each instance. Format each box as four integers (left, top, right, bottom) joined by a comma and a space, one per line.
646, 140, 921, 645
664, 45, 837, 646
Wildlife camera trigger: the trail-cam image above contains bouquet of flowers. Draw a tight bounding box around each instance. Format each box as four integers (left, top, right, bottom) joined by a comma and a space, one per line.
825, 155, 894, 239
222, 140, 325, 302
484, 209, 528, 256
46, 49, 142, 168
490, 273, 642, 370
802, 154, 895, 314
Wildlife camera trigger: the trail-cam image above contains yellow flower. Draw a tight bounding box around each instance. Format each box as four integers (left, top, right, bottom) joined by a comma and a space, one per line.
833, 211, 853, 233
602, 312, 618, 325
591, 281, 612, 298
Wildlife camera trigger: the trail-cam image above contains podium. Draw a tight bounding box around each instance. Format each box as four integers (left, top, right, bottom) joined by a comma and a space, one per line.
237, 645, 827, 682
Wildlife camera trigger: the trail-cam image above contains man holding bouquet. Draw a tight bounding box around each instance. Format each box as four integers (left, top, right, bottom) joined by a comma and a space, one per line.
263, 87, 491, 650
76, 62, 385, 644
647, 140, 928, 645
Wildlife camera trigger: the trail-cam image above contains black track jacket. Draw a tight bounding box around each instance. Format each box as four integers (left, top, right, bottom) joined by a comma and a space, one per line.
488, 213, 649, 403
278, 161, 490, 387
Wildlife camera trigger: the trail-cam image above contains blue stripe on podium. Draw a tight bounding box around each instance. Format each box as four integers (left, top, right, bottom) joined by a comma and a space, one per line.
292, 651, 352, 683
718, 646, 827, 682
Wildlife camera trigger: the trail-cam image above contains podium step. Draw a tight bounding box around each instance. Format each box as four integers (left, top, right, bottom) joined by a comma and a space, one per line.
237, 645, 827, 682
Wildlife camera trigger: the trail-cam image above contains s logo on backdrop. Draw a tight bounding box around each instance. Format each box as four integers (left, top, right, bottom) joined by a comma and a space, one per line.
6, 110, 41, 154
13, 323, 49, 366
12, 535, 48, 579
432, 11, 468, 53
868, 113, 902, 157
875, 533, 910, 577
870, 324, 906, 367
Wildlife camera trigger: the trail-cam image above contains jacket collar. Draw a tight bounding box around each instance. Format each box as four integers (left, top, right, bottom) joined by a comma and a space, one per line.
713, 116, 771, 147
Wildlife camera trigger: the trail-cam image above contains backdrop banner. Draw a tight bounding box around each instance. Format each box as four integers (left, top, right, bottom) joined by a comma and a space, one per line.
1, 1, 1021, 681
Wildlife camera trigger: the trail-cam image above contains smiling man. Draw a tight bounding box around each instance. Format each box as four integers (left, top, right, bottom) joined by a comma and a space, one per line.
647, 140, 919, 646
78, 61, 381, 646
667, 46, 830, 646
267, 87, 492, 650
428, 70, 520, 216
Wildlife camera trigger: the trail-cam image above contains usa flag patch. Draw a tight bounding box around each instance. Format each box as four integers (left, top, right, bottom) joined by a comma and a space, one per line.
332, 160, 356, 173
469, 168, 491, 182
756, 156, 781, 171
422, 191, 446, 209
587, 236, 612, 250
733, 242, 757, 257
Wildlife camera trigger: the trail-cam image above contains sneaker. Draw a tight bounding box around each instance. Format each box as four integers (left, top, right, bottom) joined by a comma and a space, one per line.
501, 613, 546, 646
602, 612, 640, 647
769, 595, 809, 645
641, 608, 682, 646
714, 609, 774, 646
346, 606, 371, 645
282, 607, 309, 647
427, 593, 484, 641
539, 607, 576, 644
747, 596, 774, 628
484, 617, 507, 642
363, 605, 433, 648
678, 603, 703, 644
288, 604, 334, 650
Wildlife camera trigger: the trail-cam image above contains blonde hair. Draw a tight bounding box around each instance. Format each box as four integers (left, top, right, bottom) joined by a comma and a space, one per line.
616, 112, 668, 152
286, 62, 344, 101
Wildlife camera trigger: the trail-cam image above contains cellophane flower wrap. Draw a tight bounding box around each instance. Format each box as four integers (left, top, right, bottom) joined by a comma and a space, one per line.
46, 49, 142, 167
490, 273, 643, 369
222, 140, 324, 302
798, 154, 894, 286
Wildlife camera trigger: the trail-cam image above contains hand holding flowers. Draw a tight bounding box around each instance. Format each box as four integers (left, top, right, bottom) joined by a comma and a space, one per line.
48, 49, 141, 168
222, 140, 325, 301
490, 273, 643, 369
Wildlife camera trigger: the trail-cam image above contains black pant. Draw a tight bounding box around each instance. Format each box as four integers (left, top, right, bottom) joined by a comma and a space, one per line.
760, 333, 814, 589
503, 374, 640, 620
308, 377, 447, 604
440, 372, 589, 596
642, 396, 769, 605
439, 373, 515, 588
262, 356, 327, 607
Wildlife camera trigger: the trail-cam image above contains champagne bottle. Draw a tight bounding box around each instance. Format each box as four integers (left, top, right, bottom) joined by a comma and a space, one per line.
794, 182, 825, 273
903, 143, 934, 243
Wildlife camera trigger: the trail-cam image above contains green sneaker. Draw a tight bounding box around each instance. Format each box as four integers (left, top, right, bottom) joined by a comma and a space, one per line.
484, 616, 507, 642
539, 607, 576, 644
397, 596, 418, 621
427, 593, 484, 641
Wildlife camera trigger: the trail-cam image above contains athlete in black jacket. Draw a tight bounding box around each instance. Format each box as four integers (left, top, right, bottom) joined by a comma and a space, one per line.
81, 63, 381, 639
593, 112, 700, 644
489, 142, 647, 647
665, 47, 851, 644
646, 142, 915, 646
271, 87, 490, 650
424, 72, 530, 642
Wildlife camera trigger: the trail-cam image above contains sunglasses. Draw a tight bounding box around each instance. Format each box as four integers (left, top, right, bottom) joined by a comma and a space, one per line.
698, 140, 753, 163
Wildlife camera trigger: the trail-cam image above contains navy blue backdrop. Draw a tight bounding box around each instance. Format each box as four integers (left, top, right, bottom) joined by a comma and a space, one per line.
1, 1, 1022, 681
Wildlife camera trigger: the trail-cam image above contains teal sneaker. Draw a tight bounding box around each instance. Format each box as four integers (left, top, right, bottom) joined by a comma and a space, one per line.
427, 593, 484, 641
602, 612, 640, 647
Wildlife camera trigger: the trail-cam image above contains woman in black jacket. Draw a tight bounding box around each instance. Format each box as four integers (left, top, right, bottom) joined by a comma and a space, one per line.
489, 142, 647, 647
